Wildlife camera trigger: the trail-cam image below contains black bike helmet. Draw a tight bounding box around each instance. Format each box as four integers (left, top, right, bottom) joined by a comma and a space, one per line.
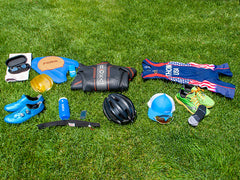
103, 93, 137, 125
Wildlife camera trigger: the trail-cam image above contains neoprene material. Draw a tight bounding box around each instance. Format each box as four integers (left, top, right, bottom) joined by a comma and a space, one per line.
71, 62, 137, 92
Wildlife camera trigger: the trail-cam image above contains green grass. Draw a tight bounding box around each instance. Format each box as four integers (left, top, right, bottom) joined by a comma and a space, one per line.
0, 0, 239, 179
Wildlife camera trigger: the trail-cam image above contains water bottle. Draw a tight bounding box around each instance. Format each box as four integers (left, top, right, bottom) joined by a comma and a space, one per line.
68, 65, 76, 77
59, 97, 70, 120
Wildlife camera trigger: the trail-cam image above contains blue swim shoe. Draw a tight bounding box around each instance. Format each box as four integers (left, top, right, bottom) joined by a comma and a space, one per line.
4, 95, 44, 112
4, 101, 45, 124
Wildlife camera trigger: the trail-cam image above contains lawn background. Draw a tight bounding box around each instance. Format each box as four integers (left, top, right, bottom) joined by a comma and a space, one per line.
0, 0, 239, 179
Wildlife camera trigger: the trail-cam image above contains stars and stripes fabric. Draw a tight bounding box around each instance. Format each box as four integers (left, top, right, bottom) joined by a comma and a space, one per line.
141, 59, 235, 99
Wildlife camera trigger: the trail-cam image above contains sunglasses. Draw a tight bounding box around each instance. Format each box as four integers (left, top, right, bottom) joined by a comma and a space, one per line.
154, 115, 173, 124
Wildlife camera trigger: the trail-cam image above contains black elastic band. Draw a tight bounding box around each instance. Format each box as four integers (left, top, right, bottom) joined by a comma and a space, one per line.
37, 120, 100, 130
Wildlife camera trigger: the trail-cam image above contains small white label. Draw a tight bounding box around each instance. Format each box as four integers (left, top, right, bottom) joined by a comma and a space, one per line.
68, 123, 76, 127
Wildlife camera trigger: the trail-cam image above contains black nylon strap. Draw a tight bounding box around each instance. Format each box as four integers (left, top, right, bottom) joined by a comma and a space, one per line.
37, 120, 100, 130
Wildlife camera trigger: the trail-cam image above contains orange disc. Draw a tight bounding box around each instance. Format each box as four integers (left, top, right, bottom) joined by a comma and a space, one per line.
37, 56, 64, 71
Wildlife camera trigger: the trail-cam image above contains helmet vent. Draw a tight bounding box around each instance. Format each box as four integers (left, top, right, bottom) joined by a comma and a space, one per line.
118, 113, 126, 120
109, 101, 114, 109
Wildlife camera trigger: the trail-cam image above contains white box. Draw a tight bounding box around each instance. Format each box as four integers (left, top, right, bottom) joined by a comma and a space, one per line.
5, 53, 32, 82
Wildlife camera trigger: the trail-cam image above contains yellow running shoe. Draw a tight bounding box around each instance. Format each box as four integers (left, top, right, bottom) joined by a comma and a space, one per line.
182, 84, 215, 108
190, 87, 215, 108
175, 89, 210, 116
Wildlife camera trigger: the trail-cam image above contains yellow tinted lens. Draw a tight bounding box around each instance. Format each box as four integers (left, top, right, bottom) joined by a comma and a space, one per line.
30, 74, 53, 93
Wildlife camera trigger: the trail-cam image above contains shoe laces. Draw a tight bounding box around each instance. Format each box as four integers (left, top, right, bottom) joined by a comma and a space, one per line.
189, 93, 200, 107
191, 87, 205, 100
